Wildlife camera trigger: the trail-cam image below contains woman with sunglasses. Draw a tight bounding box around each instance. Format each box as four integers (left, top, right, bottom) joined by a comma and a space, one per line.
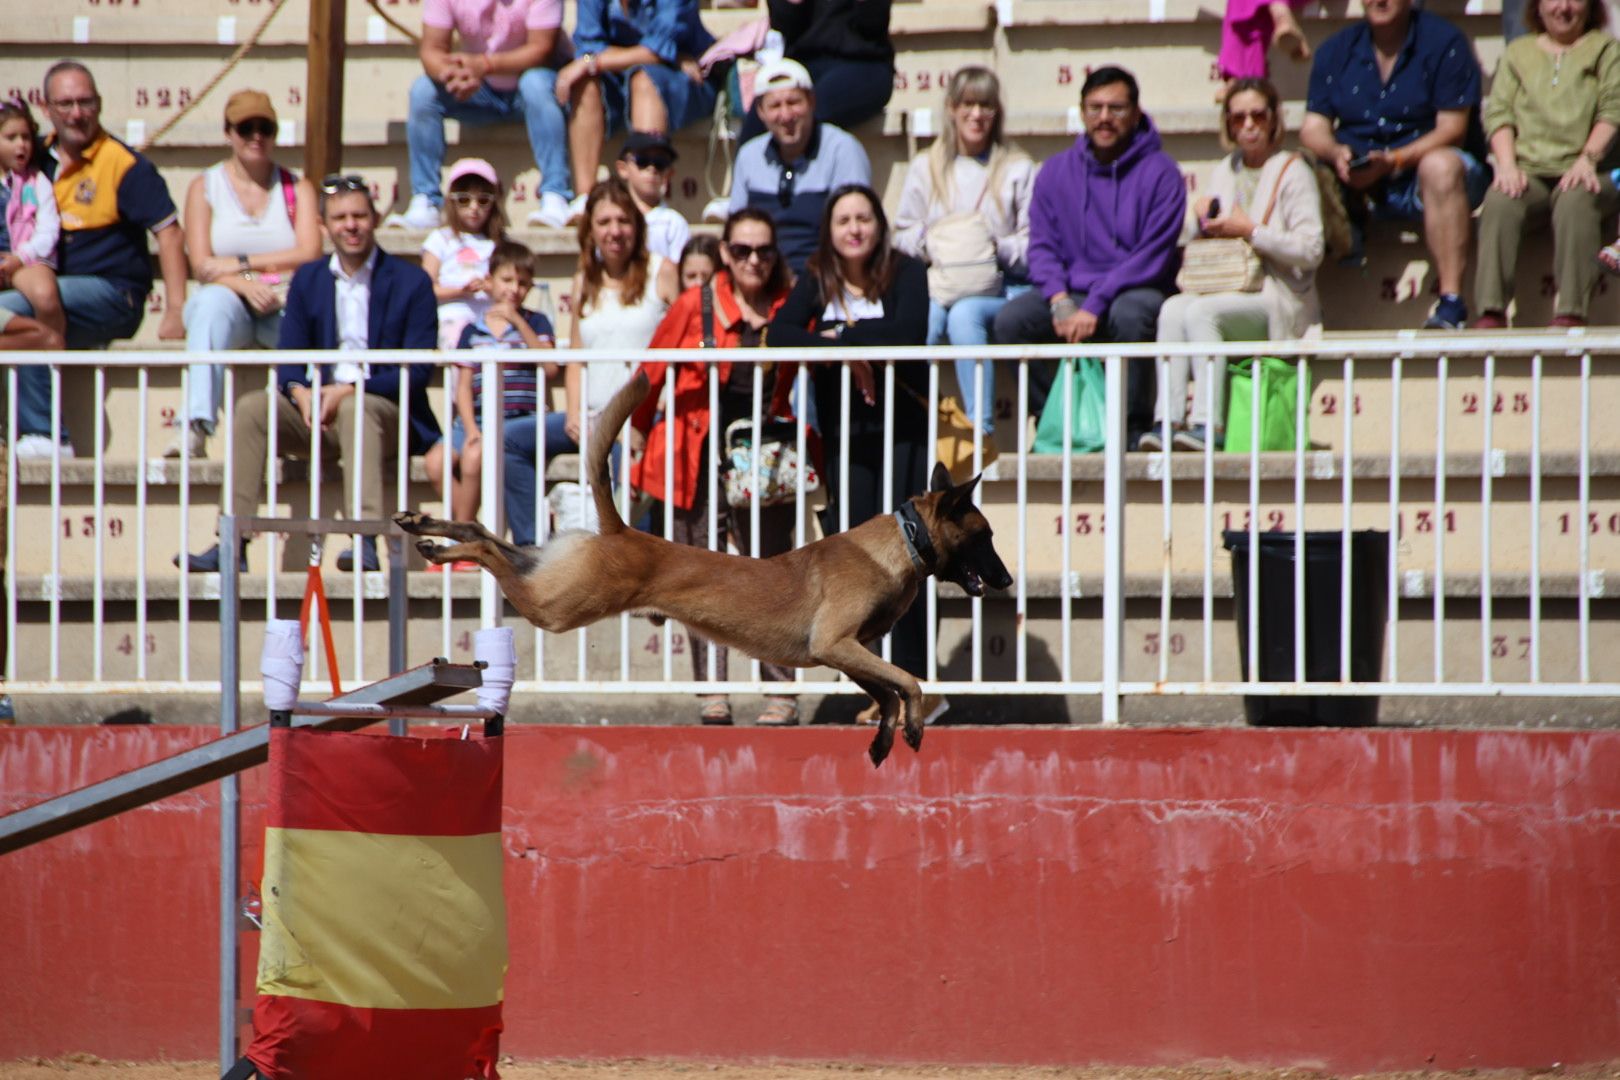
175, 89, 320, 458
894, 66, 1035, 443
1142, 78, 1322, 452
767, 182, 942, 722
630, 208, 801, 726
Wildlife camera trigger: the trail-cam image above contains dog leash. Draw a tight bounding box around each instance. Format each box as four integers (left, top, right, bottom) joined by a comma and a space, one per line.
892, 503, 937, 575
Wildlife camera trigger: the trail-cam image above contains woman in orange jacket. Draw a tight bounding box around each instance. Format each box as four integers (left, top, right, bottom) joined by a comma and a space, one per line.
630, 208, 803, 727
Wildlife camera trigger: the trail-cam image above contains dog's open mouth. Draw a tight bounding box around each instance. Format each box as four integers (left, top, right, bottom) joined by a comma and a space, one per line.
960, 570, 985, 597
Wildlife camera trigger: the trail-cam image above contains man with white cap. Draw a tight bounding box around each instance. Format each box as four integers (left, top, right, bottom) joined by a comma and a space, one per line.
728, 58, 870, 274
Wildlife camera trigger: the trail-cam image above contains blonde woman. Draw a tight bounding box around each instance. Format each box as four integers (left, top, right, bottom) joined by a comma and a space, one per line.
893, 67, 1035, 437
1143, 77, 1322, 451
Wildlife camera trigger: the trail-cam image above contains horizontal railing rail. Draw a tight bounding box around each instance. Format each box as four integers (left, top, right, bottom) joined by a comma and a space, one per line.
2, 334, 1616, 717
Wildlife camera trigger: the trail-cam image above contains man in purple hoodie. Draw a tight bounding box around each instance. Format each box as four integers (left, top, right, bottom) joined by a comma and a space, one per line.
993, 66, 1185, 447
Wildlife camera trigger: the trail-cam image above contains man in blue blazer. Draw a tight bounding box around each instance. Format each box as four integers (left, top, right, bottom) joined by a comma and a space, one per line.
180, 176, 442, 572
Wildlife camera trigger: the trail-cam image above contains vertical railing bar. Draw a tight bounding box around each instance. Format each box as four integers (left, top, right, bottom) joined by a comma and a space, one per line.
661, 368, 675, 683
535, 363, 549, 682
264, 368, 278, 624
440, 366, 453, 663
136, 367, 149, 681
576, 367, 590, 682
1578, 349, 1591, 682
93, 366, 105, 681
1339, 356, 1353, 683
618, 373, 632, 685
1060, 357, 1073, 684
1293, 355, 1308, 686
1016, 358, 1028, 683
49, 364, 62, 681
793, 362, 808, 690
1434, 354, 1448, 683
174, 365, 187, 684
222, 364, 236, 610
1529, 352, 1542, 683
1386, 354, 1401, 682
308, 374, 323, 687
1246, 353, 1260, 687
707, 363, 719, 683
1204, 352, 1217, 683
970, 356, 985, 685
352, 381, 366, 684
1156, 356, 1170, 687
1099, 353, 1126, 723
4, 368, 13, 684
749, 360, 763, 683
926, 359, 940, 684
396, 364, 410, 679
881, 360, 894, 665
1480, 352, 1495, 686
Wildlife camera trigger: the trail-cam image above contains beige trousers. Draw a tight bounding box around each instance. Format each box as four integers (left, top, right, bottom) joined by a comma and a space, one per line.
226, 387, 401, 523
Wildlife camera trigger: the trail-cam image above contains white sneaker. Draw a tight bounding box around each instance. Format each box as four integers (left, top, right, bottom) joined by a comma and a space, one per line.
383, 194, 441, 230
701, 196, 730, 223
13, 433, 74, 460
163, 421, 208, 459
525, 191, 573, 229
565, 193, 588, 225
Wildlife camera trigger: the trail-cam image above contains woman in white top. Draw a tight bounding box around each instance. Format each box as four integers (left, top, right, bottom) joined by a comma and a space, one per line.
1143, 78, 1322, 452
177, 90, 320, 458
893, 67, 1036, 438
565, 178, 679, 457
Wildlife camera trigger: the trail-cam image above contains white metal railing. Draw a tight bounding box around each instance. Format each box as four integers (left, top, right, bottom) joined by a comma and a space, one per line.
2, 335, 1617, 715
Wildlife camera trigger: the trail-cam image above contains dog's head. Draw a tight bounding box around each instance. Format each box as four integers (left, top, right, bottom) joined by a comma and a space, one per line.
916, 462, 1013, 598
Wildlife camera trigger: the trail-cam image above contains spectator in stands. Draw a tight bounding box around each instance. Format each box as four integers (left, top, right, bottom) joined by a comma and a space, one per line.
738, 0, 895, 143
1217, 1, 1312, 98
729, 59, 872, 276
0, 61, 187, 459
632, 207, 799, 727
894, 66, 1035, 440
450, 240, 558, 553
175, 90, 320, 459
1141, 79, 1323, 453
613, 131, 691, 261
1300, 0, 1489, 330
767, 183, 937, 717
992, 66, 1184, 449
178, 176, 443, 574
422, 157, 507, 351
565, 178, 680, 462
678, 233, 722, 290
394, 0, 573, 231
0, 100, 65, 347
1482, 0, 1620, 327
554, 0, 718, 220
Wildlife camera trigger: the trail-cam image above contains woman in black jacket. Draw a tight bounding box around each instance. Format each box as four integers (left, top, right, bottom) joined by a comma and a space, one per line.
768, 182, 936, 702
739, 0, 894, 141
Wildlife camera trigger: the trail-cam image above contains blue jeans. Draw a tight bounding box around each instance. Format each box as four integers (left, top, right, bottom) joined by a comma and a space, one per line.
452, 412, 613, 547
927, 283, 1030, 435
407, 71, 571, 203
0, 275, 145, 438
182, 282, 283, 433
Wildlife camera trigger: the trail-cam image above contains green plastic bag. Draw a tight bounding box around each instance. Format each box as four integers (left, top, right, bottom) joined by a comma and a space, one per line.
1225, 356, 1303, 453
1033, 358, 1107, 454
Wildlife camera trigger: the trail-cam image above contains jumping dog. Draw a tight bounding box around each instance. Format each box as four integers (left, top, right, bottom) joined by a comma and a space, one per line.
396, 370, 1013, 766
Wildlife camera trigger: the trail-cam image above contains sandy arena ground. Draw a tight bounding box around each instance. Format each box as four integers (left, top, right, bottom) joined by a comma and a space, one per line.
2, 1060, 1617, 1080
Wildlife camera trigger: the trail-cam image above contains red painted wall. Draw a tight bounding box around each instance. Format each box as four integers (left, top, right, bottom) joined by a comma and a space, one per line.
2, 726, 1617, 1069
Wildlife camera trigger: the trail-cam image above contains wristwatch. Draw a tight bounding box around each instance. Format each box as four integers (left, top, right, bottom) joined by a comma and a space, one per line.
581, 52, 600, 76
238, 254, 253, 278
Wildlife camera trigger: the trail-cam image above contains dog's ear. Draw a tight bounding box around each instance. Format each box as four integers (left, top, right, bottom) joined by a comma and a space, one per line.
929, 461, 954, 493
936, 472, 982, 517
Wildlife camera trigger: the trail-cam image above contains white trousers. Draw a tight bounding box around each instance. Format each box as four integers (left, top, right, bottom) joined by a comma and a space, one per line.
1152, 290, 1269, 428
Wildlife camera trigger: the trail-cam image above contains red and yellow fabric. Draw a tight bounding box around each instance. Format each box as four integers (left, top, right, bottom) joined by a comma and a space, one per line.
246, 727, 507, 1079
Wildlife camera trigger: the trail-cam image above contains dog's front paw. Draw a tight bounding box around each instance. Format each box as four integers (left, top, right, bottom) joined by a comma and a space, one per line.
415, 539, 450, 563
394, 511, 428, 534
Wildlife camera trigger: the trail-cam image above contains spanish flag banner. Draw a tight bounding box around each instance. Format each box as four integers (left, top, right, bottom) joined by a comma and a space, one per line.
246, 727, 507, 1079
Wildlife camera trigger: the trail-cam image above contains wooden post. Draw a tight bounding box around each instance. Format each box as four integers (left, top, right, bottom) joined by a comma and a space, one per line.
306, 0, 347, 185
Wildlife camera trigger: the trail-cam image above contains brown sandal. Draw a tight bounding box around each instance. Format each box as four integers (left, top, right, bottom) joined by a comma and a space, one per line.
699, 695, 733, 726
756, 695, 800, 727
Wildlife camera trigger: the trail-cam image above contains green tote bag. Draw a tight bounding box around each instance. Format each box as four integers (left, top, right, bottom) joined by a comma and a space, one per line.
1225, 356, 1304, 453
1033, 358, 1108, 454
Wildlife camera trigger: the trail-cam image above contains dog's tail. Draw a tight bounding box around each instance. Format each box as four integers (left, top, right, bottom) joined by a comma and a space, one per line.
588, 369, 650, 535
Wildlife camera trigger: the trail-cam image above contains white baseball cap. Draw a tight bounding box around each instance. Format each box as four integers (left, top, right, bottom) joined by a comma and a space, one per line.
753, 58, 814, 96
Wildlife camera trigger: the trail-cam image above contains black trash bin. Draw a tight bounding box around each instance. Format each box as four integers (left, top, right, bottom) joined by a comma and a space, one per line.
1222, 530, 1389, 726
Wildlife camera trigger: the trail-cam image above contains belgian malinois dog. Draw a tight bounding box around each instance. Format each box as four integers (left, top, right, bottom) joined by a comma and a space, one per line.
396, 370, 1013, 766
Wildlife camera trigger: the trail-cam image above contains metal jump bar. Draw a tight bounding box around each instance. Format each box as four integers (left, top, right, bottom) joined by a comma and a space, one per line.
0, 658, 486, 856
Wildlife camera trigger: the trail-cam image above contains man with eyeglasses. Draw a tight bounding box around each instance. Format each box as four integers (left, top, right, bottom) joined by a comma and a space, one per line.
993, 66, 1185, 450
1299, 0, 1488, 330
179, 177, 442, 574
0, 60, 188, 459
391, 0, 575, 231
728, 58, 871, 274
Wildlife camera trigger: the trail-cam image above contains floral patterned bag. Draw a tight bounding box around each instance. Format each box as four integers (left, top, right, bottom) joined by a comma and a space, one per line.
721, 417, 821, 508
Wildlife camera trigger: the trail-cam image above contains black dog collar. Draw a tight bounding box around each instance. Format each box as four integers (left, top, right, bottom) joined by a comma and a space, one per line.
893, 502, 937, 576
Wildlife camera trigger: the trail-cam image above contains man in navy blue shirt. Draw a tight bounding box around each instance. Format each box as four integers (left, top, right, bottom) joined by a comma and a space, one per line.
1300, 0, 1490, 329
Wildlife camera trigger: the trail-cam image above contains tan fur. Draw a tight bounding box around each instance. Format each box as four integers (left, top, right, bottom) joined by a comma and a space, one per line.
396, 370, 1011, 766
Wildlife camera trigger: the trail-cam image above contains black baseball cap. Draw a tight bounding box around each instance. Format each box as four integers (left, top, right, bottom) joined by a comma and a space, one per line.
621, 130, 678, 162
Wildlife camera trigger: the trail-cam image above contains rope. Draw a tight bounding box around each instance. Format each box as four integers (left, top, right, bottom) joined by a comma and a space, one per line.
138, 0, 294, 153
362, 0, 422, 44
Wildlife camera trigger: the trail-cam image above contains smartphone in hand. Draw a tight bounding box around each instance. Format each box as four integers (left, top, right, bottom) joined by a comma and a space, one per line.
1207, 197, 1222, 218
1348, 153, 1376, 171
